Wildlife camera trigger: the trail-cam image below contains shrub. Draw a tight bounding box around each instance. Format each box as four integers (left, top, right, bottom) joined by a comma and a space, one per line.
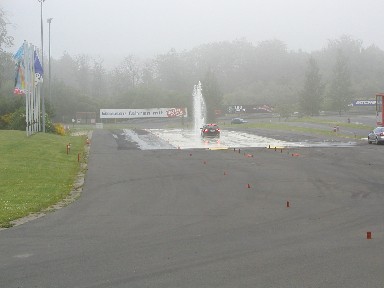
0, 113, 12, 129
44, 114, 54, 133
0, 107, 57, 134
0, 108, 30, 131
53, 123, 66, 136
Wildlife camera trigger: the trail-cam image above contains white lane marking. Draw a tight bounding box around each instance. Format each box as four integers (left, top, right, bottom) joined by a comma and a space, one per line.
14, 253, 33, 259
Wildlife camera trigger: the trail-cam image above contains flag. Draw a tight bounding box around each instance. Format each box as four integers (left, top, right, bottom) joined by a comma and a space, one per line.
13, 44, 24, 62
13, 43, 26, 94
14, 62, 26, 95
34, 51, 43, 85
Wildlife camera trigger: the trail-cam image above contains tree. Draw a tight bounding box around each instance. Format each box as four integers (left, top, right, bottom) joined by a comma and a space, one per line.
0, 51, 14, 94
356, 45, 384, 97
155, 49, 191, 94
115, 55, 141, 89
75, 54, 91, 96
299, 57, 324, 116
327, 50, 352, 115
0, 8, 13, 53
141, 60, 156, 88
202, 69, 223, 122
2, 29, 384, 124
53, 52, 79, 88
91, 58, 107, 99
0, 8, 24, 125
0, 8, 14, 91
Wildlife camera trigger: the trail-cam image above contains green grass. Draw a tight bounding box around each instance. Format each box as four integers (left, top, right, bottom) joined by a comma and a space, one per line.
221, 120, 369, 139
288, 117, 374, 130
0, 131, 86, 228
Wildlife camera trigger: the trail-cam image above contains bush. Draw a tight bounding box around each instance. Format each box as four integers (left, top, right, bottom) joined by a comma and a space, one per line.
0, 108, 27, 131
44, 114, 54, 133
8, 108, 26, 131
53, 123, 66, 136
0, 113, 12, 129
0, 107, 59, 134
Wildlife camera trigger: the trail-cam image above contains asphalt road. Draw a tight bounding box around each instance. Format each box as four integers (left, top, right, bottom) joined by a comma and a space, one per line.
1, 129, 384, 287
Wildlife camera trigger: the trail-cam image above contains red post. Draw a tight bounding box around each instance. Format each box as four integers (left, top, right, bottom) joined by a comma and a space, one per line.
286, 201, 290, 208
78, 153, 81, 162
367, 232, 372, 239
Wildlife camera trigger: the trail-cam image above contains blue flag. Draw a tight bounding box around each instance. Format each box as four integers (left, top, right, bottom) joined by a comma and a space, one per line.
34, 51, 43, 84
13, 44, 24, 62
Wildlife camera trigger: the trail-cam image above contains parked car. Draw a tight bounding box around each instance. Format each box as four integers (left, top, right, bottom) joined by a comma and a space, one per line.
368, 127, 384, 144
231, 118, 247, 124
201, 124, 220, 138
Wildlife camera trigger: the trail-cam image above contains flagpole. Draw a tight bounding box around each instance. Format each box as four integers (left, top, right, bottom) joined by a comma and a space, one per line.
47, 18, 53, 107
28, 44, 32, 135
28, 44, 32, 136
24, 42, 29, 135
38, 0, 46, 133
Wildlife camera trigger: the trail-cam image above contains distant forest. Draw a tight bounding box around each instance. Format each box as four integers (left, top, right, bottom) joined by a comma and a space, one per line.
1, 7, 384, 126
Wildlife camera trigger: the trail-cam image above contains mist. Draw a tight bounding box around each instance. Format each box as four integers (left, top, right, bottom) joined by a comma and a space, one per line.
2, 0, 384, 124
2, 0, 384, 67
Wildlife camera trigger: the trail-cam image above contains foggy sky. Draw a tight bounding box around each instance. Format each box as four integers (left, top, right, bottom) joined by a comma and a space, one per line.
2, 0, 384, 67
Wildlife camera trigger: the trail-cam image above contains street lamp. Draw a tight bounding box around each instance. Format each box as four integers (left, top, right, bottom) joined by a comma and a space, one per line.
38, 0, 46, 132
47, 17, 53, 107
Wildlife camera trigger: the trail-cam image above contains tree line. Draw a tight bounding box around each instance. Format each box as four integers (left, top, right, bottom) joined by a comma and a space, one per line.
2, 7, 384, 129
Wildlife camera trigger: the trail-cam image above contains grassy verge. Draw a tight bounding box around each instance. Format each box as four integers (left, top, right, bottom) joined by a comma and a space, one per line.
287, 116, 373, 130
221, 121, 368, 139
0, 131, 86, 228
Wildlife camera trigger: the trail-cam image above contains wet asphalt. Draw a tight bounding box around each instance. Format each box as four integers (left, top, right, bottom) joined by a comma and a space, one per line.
1, 129, 384, 288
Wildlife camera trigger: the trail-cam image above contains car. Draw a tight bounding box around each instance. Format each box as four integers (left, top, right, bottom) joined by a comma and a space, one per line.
368, 127, 384, 144
201, 124, 220, 138
231, 118, 247, 124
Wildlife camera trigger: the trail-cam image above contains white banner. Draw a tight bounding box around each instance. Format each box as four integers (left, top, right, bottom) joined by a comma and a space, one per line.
100, 108, 188, 119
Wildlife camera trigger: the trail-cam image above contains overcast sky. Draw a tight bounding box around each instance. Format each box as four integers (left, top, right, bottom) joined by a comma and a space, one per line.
2, 0, 384, 67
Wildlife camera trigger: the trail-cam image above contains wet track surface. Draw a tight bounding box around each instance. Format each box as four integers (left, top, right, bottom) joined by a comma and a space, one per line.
113, 128, 357, 150
1, 128, 383, 288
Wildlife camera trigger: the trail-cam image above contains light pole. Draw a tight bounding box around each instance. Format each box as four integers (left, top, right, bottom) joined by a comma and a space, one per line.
38, 0, 46, 132
47, 17, 53, 107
